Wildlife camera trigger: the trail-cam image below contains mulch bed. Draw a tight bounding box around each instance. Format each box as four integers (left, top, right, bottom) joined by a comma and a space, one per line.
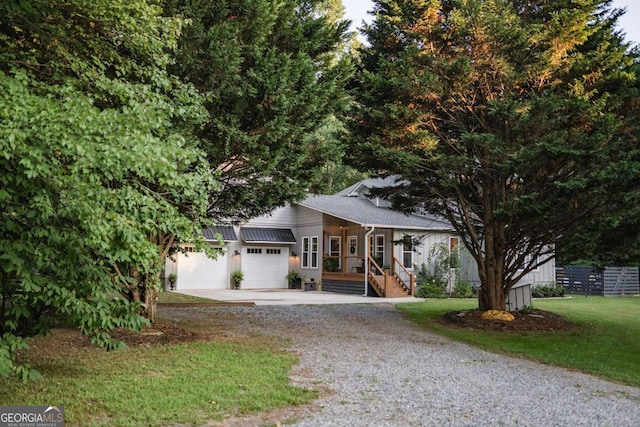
440, 309, 578, 332
109, 321, 208, 346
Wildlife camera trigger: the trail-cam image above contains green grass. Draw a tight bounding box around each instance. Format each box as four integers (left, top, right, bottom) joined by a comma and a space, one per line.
0, 340, 315, 426
157, 290, 220, 304
398, 296, 640, 387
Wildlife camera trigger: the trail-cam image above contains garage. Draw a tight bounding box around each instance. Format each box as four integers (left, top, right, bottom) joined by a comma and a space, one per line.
170, 226, 238, 290
240, 227, 296, 289
242, 246, 289, 289
175, 248, 229, 290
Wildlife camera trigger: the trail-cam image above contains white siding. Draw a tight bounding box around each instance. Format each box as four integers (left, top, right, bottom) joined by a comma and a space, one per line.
518, 252, 556, 286
244, 205, 297, 227
295, 206, 324, 283
393, 230, 458, 271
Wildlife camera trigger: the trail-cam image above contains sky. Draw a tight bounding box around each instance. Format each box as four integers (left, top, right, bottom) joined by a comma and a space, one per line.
343, 0, 640, 46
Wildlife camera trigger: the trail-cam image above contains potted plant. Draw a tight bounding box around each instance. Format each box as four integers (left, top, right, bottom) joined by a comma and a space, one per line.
323, 256, 340, 272
285, 270, 301, 289
168, 273, 177, 290
231, 270, 244, 290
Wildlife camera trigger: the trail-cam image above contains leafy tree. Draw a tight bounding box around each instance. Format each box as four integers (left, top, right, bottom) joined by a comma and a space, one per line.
0, 0, 212, 377
163, 0, 354, 221
348, 0, 640, 310
304, 116, 369, 194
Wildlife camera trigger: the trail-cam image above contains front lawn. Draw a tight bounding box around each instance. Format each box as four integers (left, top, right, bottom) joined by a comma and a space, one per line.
398, 296, 640, 387
157, 290, 220, 304
0, 331, 315, 426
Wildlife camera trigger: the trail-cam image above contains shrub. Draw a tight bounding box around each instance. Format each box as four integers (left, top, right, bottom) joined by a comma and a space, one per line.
453, 281, 473, 298
532, 283, 566, 298
415, 280, 447, 298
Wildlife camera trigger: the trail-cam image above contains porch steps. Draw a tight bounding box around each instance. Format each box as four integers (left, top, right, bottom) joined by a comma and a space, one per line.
370, 274, 411, 298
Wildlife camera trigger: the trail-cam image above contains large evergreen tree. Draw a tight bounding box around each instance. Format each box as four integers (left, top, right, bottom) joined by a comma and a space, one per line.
164, 0, 354, 220
348, 0, 640, 310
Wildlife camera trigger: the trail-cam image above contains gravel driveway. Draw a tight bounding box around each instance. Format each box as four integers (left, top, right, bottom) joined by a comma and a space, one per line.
160, 304, 640, 427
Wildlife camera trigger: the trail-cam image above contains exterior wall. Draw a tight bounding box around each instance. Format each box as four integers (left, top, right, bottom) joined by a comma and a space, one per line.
244, 205, 297, 227
294, 205, 324, 284
392, 230, 460, 271
465, 247, 556, 287
519, 252, 556, 286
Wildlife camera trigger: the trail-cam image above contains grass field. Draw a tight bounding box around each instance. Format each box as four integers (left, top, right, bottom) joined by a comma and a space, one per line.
398, 296, 640, 386
157, 290, 219, 304
0, 333, 314, 426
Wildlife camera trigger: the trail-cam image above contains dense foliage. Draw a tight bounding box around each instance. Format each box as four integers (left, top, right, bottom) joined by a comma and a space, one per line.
348, 0, 640, 310
0, 0, 213, 378
164, 0, 354, 218
0, 0, 356, 378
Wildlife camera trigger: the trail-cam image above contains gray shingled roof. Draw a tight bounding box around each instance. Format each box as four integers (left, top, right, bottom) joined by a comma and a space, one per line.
299, 194, 453, 231
203, 226, 237, 242
241, 227, 296, 244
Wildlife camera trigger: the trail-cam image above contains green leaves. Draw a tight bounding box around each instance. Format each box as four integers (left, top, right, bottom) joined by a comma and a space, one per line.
0, 0, 213, 377
166, 0, 354, 221
350, 0, 640, 309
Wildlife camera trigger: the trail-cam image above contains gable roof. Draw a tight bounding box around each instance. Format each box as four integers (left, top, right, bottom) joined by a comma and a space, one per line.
298, 194, 453, 231
242, 227, 297, 244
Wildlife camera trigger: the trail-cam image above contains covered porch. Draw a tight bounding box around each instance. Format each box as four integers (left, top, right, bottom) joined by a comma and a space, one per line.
321, 254, 416, 298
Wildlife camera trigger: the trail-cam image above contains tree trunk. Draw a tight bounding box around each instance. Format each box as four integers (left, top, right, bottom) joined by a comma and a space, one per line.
144, 287, 158, 323
478, 184, 508, 311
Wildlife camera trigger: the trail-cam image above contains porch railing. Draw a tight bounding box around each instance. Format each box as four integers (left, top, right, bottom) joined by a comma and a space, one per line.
367, 255, 388, 296
321, 255, 415, 296
391, 256, 415, 295
322, 255, 365, 275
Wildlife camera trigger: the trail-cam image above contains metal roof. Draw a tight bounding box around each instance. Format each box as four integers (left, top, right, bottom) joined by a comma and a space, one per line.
298, 194, 453, 231
241, 227, 297, 244
202, 226, 237, 242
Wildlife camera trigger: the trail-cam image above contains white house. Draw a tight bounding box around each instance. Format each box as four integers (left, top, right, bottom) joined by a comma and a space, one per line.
165, 178, 556, 297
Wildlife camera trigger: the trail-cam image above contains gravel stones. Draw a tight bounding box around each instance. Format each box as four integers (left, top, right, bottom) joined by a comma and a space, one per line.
161, 304, 640, 426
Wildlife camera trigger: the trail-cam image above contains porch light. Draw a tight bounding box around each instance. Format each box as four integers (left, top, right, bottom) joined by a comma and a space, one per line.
234, 250, 241, 256
291, 251, 298, 257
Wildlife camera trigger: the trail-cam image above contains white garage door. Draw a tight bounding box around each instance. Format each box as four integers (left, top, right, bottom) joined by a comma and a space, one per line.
242, 247, 289, 289
176, 249, 229, 290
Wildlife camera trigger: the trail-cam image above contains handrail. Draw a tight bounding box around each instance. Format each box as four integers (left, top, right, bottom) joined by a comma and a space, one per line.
392, 256, 415, 295
368, 255, 388, 296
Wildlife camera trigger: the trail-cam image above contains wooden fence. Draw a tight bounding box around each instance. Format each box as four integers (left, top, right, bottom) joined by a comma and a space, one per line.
556, 266, 639, 296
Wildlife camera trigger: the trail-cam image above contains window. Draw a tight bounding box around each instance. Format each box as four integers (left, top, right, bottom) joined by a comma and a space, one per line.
311, 236, 319, 268
518, 252, 539, 271
449, 237, 459, 253
369, 234, 385, 264
266, 248, 281, 255
402, 236, 413, 269
302, 236, 319, 269
329, 236, 341, 268
302, 237, 310, 268
376, 235, 385, 263
247, 248, 262, 254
